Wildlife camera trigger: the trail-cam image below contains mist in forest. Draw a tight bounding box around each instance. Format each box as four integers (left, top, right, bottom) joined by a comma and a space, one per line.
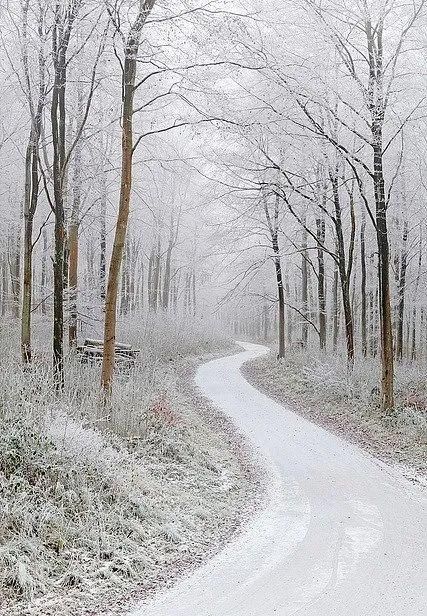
1, 2, 426, 615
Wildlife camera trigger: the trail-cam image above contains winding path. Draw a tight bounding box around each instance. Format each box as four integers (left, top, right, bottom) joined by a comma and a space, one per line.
130, 342, 427, 616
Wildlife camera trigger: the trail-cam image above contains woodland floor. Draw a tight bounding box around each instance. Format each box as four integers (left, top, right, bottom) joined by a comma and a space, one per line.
0, 319, 262, 616
242, 348, 427, 483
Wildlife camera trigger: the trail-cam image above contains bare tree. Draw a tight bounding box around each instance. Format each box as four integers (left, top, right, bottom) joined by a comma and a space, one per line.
101, 0, 157, 397
20, 0, 46, 363
263, 188, 285, 358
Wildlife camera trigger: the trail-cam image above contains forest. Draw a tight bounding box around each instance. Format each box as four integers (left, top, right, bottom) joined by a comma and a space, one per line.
0, 1, 426, 615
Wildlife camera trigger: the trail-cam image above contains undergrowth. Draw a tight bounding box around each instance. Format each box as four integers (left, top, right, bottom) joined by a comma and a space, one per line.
0, 314, 257, 615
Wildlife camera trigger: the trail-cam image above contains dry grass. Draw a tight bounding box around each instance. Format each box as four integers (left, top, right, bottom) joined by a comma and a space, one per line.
0, 314, 259, 616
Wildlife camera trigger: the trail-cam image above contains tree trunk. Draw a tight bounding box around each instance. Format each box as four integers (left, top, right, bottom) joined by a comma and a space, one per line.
100, 0, 158, 395
51, 10, 72, 389
120, 238, 129, 315
331, 175, 354, 365
148, 248, 154, 311
172, 269, 179, 311
316, 217, 326, 350
332, 252, 340, 352
373, 136, 394, 410
21, 117, 42, 362
100, 168, 107, 304
11, 236, 21, 320
41, 228, 48, 315
275, 253, 285, 358
284, 272, 293, 345
301, 226, 309, 348
396, 219, 408, 360
151, 238, 161, 313
360, 211, 367, 357
264, 190, 285, 357
191, 268, 197, 317
1, 254, 8, 316
366, 17, 394, 409
51, 75, 66, 387
101, 60, 135, 393
68, 87, 83, 348
162, 245, 173, 310
21, 137, 34, 362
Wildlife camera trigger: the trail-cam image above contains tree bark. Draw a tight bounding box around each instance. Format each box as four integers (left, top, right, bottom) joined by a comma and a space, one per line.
41, 228, 48, 315
21, 129, 41, 362
396, 219, 408, 360
331, 175, 354, 365
21, 139, 34, 362
68, 86, 84, 347
332, 246, 340, 352
264, 191, 285, 358
1, 253, 8, 316
101, 57, 135, 393
101, 0, 157, 397
301, 225, 309, 348
51, 44, 67, 388
100, 166, 107, 304
10, 235, 21, 320
151, 238, 161, 312
360, 211, 367, 357
51, 1, 79, 388
316, 217, 326, 350
365, 16, 394, 409
373, 134, 394, 409
120, 238, 129, 315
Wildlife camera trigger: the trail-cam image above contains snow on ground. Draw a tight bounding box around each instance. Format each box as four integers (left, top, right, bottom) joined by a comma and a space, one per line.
243, 346, 427, 480
132, 342, 426, 616
0, 320, 261, 616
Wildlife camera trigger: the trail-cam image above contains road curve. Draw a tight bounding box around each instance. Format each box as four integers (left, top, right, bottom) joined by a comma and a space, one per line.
130, 342, 427, 616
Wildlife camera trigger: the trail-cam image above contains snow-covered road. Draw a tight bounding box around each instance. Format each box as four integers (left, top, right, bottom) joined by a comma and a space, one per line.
131, 342, 427, 616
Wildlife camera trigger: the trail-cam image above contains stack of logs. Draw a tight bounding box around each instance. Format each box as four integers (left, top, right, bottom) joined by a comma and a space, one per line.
76, 338, 140, 367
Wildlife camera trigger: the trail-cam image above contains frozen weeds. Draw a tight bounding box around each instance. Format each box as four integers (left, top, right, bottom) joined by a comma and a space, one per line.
0, 332, 258, 616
